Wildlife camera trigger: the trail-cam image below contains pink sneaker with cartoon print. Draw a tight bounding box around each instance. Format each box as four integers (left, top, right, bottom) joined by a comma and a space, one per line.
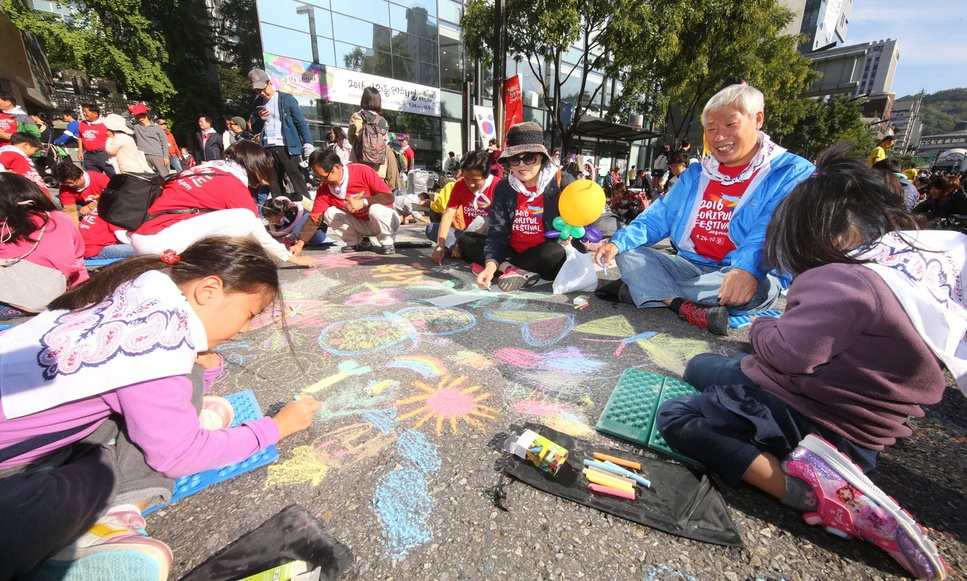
783, 434, 946, 580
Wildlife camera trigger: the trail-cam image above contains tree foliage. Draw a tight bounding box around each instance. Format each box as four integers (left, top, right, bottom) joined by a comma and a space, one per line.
462, 0, 673, 153
1, 0, 175, 104
774, 96, 875, 160
462, 0, 817, 150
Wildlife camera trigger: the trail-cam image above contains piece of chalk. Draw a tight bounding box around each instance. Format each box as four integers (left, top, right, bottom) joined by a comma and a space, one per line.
588, 482, 635, 500
582, 469, 635, 494
584, 466, 635, 487
592, 452, 641, 471
584, 458, 651, 488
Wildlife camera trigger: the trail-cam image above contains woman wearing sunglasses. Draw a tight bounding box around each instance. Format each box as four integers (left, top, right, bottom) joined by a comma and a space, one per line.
475, 122, 575, 291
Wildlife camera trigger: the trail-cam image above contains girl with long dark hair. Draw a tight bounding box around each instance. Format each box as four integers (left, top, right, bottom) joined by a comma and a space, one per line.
0, 236, 320, 578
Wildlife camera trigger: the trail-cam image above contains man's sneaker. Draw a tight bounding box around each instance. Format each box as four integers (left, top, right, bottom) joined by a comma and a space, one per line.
594, 280, 634, 304
496, 266, 540, 292
783, 434, 946, 580
374, 244, 396, 255
677, 300, 729, 336
47, 505, 173, 581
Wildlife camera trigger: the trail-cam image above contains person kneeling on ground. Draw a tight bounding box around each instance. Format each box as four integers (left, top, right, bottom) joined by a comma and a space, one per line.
302, 149, 399, 255
0, 173, 88, 319
0, 237, 321, 579
475, 122, 575, 291
430, 149, 497, 265
657, 147, 956, 580
594, 84, 814, 335
129, 140, 314, 267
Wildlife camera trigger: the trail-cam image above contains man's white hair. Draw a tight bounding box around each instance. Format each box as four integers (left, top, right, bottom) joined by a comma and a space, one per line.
701, 84, 765, 125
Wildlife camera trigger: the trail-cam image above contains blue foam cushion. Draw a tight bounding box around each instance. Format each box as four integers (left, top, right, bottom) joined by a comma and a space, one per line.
728, 308, 782, 329
144, 389, 279, 515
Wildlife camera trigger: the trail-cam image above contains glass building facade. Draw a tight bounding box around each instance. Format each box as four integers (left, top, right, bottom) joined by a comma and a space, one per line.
256, 1, 647, 172
256, 0, 468, 169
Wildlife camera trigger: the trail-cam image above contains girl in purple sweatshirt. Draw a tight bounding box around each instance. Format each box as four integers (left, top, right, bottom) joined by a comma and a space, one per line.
658, 146, 962, 580
0, 236, 320, 580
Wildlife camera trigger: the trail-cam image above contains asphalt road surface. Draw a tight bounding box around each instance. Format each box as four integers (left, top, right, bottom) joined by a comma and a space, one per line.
148, 226, 966, 580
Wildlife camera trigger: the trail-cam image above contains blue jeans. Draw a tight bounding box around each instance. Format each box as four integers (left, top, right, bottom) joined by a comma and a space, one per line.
656, 354, 878, 487
169, 155, 182, 173
615, 246, 779, 314
89, 244, 135, 259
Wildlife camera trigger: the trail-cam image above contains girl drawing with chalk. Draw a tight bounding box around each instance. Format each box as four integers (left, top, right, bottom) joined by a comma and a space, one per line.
0, 236, 320, 580
657, 146, 961, 580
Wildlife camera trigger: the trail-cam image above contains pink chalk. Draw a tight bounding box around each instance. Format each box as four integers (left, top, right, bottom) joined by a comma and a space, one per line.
589, 482, 635, 500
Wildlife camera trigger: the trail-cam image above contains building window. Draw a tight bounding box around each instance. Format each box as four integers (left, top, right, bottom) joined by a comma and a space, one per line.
331, 0, 390, 26
438, 0, 462, 23
439, 22, 463, 92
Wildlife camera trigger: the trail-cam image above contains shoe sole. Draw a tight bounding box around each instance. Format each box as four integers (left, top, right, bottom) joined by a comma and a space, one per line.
497, 272, 539, 292
707, 308, 729, 336
799, 434, 945, 579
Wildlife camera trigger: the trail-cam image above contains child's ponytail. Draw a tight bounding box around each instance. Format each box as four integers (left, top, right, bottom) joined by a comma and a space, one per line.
765, 143, 919, 276
49, 236, 281, 311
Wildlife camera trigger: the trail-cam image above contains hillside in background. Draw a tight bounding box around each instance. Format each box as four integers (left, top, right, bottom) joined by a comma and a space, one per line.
898, 88, 967, 136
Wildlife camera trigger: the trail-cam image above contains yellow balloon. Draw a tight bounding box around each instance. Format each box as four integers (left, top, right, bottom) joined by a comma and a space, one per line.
559, 179, 606, 227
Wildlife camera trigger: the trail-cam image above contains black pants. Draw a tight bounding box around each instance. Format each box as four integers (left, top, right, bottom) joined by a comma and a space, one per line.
267, 146, 307, 201
83, 149, 115, 177
0, 366, 205, 578
460, 236, 567, 282
656, 354, 878, 487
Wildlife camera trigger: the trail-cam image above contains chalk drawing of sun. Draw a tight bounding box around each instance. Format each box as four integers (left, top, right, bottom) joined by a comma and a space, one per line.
396, 375, 499, 435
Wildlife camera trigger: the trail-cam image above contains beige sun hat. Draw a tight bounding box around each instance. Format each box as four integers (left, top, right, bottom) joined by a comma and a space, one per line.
103, 113, 134, 134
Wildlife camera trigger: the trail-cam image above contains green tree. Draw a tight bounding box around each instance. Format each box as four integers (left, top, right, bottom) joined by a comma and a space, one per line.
462, 0, 675, 154
655, 0, 817, 142
1, 0, 175, 105
775, 96, 875, 159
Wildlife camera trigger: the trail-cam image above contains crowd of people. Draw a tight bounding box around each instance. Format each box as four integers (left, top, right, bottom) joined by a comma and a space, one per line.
0, 79, 963, 581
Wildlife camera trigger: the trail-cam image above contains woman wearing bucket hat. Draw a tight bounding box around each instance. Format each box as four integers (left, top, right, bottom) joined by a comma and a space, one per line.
104, 113, 153, 174
471, 121, 576, 291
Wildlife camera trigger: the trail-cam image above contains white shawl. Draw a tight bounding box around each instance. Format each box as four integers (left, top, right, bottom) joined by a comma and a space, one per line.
854, 230, 967, 396
0, 270, 208, 418
509, 164, 557, 202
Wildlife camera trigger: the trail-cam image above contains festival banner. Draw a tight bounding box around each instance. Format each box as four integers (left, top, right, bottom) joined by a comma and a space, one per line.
473, 105, 497, 146
502, 75, 524, 139
262, 53, 441, 116
326, 67, 441, 117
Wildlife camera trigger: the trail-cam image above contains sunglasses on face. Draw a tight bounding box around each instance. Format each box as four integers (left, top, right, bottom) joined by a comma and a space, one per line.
508, 153, 540, 166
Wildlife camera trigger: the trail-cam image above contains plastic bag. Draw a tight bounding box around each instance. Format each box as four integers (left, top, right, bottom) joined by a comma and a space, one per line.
552, 243, 598, 295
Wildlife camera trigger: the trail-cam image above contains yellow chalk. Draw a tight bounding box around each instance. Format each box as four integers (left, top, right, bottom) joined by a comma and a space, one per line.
584, 466, 636, 487
583, 468, 635, 494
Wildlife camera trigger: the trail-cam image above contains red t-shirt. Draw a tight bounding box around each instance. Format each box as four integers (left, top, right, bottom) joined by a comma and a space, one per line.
402, 146, 415, 168
79, 119, 109, 152
689, 163, 756, 262
310, 163, 392, 222
135, 166, 256, 235
78, 210, 123, 258
447, 176, 497, 223
59, 170, 110, 208
0, 147, 49, 197
0, 112, 18, 146
508, 188, 546, 254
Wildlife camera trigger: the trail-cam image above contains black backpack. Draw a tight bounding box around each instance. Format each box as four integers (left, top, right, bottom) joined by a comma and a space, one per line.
96, 172, 166, 230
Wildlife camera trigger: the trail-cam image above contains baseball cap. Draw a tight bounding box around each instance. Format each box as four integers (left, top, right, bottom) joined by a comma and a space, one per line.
248, 68, 270, 90
127, 102, 149, 116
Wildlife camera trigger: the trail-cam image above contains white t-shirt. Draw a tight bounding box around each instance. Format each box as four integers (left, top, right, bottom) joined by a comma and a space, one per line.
263, 93, 284, 146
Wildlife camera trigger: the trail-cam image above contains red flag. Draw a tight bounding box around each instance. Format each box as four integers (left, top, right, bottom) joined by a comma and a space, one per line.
502, 75, 524, 140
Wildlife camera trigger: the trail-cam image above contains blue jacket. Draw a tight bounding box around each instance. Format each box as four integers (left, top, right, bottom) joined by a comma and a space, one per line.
611, 151, 814, 278
250, 91, 312, 156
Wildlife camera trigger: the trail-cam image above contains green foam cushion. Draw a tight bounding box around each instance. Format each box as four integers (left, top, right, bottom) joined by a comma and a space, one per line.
595, 369, 699, 465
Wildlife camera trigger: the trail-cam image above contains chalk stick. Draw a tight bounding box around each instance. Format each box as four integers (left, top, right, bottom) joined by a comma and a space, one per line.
592, 452, 641, 471
582, 469, 635, 494
583, 466, 635, 487
588, 482, 635, 500
583, 459, 652, 488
